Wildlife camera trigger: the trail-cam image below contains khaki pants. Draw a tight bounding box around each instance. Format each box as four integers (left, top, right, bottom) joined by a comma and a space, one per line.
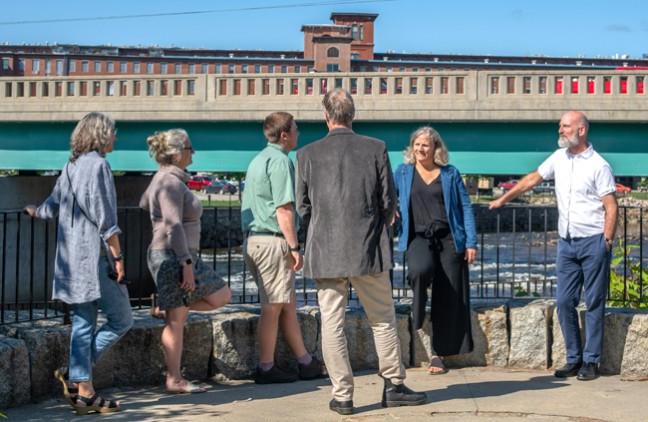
316, 272, 406, 401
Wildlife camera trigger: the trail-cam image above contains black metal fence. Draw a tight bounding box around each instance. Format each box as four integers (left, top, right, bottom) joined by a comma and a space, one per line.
1, 203, 646, 325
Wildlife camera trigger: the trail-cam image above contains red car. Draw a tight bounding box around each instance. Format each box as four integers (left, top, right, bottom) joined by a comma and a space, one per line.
616, 183, 631, 194
497, 179, 519, 190
187, 176, 212, 191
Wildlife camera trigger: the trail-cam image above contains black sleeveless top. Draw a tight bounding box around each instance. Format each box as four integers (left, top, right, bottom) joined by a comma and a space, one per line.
410, 169, 449, 234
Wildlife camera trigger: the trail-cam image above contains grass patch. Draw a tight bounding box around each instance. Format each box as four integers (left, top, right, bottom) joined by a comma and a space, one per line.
629, 192, 648, 200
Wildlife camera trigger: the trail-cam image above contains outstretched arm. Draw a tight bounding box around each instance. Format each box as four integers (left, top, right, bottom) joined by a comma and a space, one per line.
489, 171, 543, 209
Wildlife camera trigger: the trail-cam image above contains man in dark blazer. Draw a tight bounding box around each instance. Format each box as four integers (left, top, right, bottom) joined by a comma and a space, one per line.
296, 89, 426, 415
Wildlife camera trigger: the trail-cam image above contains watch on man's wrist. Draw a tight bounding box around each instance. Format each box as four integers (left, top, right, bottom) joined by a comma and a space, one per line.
112, 252, 123, 262
289, 245, 300, 252
184, 258, 193, 266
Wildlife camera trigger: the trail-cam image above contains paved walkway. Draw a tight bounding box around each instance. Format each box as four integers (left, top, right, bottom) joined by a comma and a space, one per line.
6, 367, 648, 421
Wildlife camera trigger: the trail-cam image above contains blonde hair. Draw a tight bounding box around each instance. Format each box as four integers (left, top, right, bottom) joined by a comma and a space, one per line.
69, 112, 116, 162
146, 129, 188, 165
403, 126, 449, 166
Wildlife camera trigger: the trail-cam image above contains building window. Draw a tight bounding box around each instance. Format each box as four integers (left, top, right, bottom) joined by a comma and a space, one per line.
327, 47, 340, 58
201, 64, 209, 74
173, 80, 182, 95
294, 65, 301, 73
522, 76, 531, 94
364, 78, 373, 94
188, 64, 195, 74
81, 61, 89, 73
228, 64, 235, 73
276, 78, 284, 95
620, 76, 628, 94
254, 64, 261, 73
279, 65, 286, 73
636, 76, 645, 94
29, 82, 37, 97
16, 82, 24, 97
241, 64, 248, 74
268, 64, 275, 73
107, 81, 115, 96
79, 81, 87, 96
456, 77, 464, 94
133, 80, 141, 96
587, 76, 595, 94
307, 65, 314, 73
261, 79, 270, 95
395, 77, 403, 94
326, 63, 339, 72
160, 80, 168, 95
92, 81, 101, 96
54, 82, 63, 97
380, 77, 387, 94
319, 78, 327, 94
603, 76, 611, 94
539, 76, 547, 94
56, 60, 64, 76
94, 61, 102, 73
440, 77, 449, 94
146, 63, 154, 74
133, 62, 141, 73
335, 78, 343, 88
146, 80, 155, 96
570, 76, 579, 94
161, 63, 168, 74
17, 58, 25, 72
351, 24, 360, 40
4, 82, 12, 97
120, 81, 127, 96
187, 80, 195, 95
31, 59, 40, 74
215, 64, 222, 73
66, 81, 75, 96
506, 76, 515, 94
233, 79, 241, 95
107, 61, 114, 73
554, 76, 563, 94
69, 60, 76, 73
219, 79, 227, 95
410, 77, 418, 94
44, 59, 51, 75
306, 78, 313, 95
291, 78, 299, 95
247, 79, 255, 95
1, 58, 9, 71
425, 77, 433, 94
120, 62, 127, 73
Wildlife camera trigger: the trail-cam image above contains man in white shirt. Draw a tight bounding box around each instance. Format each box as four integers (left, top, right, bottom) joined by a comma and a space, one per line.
489, 110, 618, 381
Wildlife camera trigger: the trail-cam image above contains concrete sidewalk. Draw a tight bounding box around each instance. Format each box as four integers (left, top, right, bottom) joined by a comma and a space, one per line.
5, 367, 647, 421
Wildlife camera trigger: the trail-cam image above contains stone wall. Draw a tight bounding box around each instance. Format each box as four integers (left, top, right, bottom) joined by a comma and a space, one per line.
1, 300, 648, 409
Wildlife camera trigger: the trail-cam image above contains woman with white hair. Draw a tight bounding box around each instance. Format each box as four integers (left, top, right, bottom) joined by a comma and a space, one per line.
140, 129, 231, 394
393, 126, 477, 375
25, 112, 133, 415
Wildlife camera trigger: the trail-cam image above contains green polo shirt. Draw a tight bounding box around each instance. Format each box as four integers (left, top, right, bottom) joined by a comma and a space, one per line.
241, 142, 299, 234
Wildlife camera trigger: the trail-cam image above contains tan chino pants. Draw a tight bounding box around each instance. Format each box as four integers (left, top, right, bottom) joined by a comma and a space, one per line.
316, 271, 406, 401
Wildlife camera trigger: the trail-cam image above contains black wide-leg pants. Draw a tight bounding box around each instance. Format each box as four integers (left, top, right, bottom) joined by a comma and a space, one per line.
406, 233, 473, 356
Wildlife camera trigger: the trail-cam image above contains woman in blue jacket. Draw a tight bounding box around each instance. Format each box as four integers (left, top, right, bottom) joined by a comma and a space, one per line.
394, 126, 477, 374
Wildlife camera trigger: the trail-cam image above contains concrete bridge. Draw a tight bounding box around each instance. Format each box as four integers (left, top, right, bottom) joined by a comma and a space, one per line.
1, 70, 647, 175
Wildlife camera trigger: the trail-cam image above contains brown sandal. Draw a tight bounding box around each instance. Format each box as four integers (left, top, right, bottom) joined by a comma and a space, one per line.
427, 356, 448, 375
73, 393, 121, 415
53, 368, 78, 406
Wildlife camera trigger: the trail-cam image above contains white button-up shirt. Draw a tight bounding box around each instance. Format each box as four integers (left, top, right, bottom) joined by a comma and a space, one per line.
537, 145, 615, 239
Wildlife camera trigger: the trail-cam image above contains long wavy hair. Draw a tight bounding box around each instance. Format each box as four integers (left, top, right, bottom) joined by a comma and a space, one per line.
403, 126, 449, 166
69, 112, 116, 162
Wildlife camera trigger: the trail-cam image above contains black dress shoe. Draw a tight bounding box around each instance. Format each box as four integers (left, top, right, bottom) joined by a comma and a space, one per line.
329, 398, 354, 415
381, 378, 427, 407
554, 362, 582, 378
299, 356, 324, 380
577, 362, 599, 381
254, 365, 298, 384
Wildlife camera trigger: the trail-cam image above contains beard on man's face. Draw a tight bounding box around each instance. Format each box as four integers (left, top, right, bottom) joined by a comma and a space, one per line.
557, 135, 579, 149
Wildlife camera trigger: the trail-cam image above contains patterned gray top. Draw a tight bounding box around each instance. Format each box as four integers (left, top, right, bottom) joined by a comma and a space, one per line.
36, 152, 121, 304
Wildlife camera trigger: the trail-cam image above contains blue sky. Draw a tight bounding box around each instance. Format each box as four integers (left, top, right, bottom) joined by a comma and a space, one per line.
1, 0, 647, 58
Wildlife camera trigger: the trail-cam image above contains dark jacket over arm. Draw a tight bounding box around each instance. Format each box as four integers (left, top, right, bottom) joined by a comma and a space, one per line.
296, 128, 396, 279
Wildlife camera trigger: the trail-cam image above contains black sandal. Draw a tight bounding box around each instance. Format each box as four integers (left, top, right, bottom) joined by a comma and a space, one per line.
73, 393, 121, 415
53, 368, 78, 406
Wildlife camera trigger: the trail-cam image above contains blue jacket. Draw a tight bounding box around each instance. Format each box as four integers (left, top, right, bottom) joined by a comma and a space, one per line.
393, 163, 477, 253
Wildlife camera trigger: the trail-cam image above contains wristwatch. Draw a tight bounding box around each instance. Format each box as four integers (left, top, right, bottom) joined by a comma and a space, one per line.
289, 245, 300, 252
112, 252, 123, 262
184, 258, 193, 266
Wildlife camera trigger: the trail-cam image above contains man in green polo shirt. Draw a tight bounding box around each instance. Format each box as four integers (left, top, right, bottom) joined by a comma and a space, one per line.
242, 111, 322, 384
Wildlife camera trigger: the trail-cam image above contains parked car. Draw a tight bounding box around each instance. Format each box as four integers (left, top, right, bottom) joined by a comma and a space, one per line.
497, 179, 519, 190
616, 183, 631, 194
533, 181, 554, 194
206, 180, 238, 194
186, 175, 212, 191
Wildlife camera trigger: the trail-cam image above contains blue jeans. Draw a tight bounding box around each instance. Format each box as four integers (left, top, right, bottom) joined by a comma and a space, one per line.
68, 257, 133, 382
556, 234, 610, 365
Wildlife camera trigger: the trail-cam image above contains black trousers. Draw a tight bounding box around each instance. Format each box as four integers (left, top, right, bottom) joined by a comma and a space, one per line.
407, 232, 473, 356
